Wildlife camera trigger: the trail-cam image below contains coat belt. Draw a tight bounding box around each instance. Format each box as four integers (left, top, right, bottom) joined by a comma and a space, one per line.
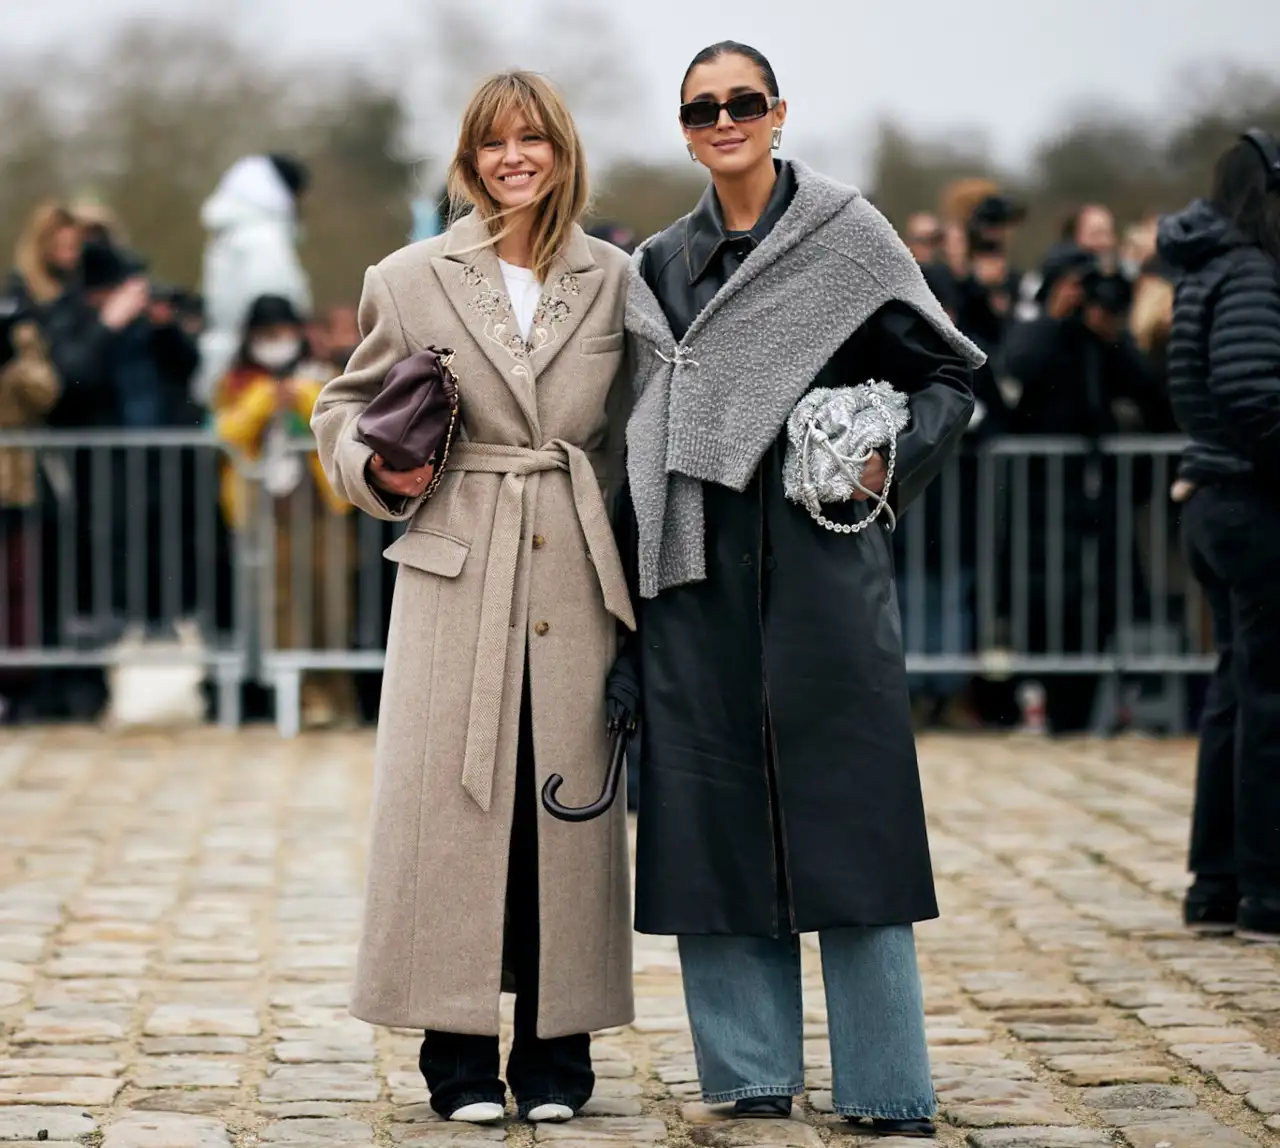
447, 441, 635, 812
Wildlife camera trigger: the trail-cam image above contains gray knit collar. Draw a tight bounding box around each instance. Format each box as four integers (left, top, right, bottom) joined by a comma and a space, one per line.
626, 160, 859, 359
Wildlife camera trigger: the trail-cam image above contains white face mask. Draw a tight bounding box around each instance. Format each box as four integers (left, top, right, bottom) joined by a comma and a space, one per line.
250, 337, 302, 371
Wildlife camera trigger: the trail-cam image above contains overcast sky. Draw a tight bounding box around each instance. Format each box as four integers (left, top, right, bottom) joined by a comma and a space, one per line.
2, 0, 1275, 182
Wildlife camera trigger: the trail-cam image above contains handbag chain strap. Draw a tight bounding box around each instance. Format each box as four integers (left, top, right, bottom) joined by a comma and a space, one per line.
802, 388, 899, 536
422, 352, 459, 500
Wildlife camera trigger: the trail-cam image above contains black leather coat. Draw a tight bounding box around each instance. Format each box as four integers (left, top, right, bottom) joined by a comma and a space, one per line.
626, 166, 975, 936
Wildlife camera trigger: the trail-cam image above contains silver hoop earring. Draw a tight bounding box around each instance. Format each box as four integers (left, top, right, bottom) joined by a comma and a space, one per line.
687, 142, 697, 162
771, 127, 783, 150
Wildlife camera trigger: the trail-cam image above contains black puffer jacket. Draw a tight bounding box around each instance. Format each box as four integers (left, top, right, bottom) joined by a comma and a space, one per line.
1158, 198, 1280, 486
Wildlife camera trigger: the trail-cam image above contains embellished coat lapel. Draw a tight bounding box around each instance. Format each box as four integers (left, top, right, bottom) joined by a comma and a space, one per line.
429, 215, 603, 434
430, 214, 540, 434
526, 227, 603, 379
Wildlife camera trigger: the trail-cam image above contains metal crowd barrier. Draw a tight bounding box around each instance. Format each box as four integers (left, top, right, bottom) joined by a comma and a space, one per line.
899, 434, 1211, 733
0, 430, 1215, 736
247, 467, 401, 737
0, 429, 246, 726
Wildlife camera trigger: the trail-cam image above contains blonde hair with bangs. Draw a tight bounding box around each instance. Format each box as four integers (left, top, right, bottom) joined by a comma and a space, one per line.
446, 71, 589, 283
14, 202, 79, 305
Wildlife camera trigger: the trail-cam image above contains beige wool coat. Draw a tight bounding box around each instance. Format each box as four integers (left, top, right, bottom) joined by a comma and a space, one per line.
311, 213, 636, 1039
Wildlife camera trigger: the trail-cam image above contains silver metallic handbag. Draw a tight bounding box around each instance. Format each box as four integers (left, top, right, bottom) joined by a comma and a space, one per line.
782, 381, 910, 535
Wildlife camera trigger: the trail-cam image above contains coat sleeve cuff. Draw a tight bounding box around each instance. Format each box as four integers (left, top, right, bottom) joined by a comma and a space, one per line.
337, 423, 425, 521
312, 264, 429, 523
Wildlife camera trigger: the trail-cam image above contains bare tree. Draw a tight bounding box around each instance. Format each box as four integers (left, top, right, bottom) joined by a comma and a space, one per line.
297, 79, 415, 305
0, 17, 414, 301
405, 0, 643, 179
1162, 65, 1280, 192
0, 79, 68, 246
525, 2, 640, 163
865, 119, 1003, 220
3, 12, 1279, 300
66, 20, 296, 284
590, 161, 705, 241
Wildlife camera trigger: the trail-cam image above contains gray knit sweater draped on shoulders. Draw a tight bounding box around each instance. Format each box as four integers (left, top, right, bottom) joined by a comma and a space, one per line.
624, 160, 986, 600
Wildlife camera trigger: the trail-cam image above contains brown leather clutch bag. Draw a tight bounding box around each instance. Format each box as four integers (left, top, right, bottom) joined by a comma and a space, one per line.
356, 346, 459, 496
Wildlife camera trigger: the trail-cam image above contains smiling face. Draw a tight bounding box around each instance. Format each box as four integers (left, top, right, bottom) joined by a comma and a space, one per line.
447, 71, 589, 282
474, 111, 556, 213
680, 53, 785, 178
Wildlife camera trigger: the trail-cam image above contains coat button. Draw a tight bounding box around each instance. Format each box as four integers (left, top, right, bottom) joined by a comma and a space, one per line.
534, 621, 550, 636
532, 534, 546, 550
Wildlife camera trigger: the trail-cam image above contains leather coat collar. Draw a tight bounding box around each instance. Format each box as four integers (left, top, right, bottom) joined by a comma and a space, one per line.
684, 160, 797, 285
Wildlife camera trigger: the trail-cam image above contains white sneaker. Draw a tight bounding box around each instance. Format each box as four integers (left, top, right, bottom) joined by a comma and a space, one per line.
449, 1102, 505, 1124
526, 1103, 575, 1123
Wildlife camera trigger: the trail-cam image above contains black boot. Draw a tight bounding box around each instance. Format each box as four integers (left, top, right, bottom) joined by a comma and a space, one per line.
733, 1096, 792, 1118
848, 1116, 936, 1138
1184, 879, 1238, 935
1238, 896, 1280, 943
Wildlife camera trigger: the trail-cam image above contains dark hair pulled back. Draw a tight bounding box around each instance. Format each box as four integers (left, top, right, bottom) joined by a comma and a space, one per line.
681, 41, 779, 101
1211, 134, 1280, 263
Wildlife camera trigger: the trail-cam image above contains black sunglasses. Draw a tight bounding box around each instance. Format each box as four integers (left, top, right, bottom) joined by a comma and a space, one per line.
679, 91, 779, 130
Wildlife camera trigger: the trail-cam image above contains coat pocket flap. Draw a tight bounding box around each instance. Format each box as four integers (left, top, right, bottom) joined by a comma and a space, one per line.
383, 529, 470, 577
581, 332, 625, 354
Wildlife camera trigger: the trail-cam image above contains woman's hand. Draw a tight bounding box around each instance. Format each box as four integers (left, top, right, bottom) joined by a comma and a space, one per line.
853, 451, 887, 501
368, 453, 435, 498
1045, 274, 1085, 320
99, 277, 151, 331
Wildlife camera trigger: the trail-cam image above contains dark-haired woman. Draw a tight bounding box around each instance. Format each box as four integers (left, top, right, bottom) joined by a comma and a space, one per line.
1159, 131, 1280, 942
619, 41, 984, 1138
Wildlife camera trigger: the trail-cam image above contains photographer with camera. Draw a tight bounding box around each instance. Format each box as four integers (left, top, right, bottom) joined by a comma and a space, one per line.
1066, 203, 1120, 272
1002, 242, 1163, 733
1007, 243, 1161, 435
43, 240, 198, 431
35, 239, 204, 719
956, 195, 1027, 360
923, 194, 1026, 358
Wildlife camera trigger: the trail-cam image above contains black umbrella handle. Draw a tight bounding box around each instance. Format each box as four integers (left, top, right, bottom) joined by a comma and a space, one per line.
541, 725, 630, 823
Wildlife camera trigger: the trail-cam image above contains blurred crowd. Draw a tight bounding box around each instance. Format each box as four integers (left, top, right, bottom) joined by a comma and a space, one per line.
0, 159, 1190, 730
907, 178, 1175, 434
0, 154, 366, 724
894, 178, 1184, 735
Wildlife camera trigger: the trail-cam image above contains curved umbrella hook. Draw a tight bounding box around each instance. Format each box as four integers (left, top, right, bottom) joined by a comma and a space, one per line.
541, 721, 632, 823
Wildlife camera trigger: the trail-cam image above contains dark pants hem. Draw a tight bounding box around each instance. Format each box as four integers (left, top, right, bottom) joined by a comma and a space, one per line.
419, 666, 593, 1117
1185, 484, 1280, 899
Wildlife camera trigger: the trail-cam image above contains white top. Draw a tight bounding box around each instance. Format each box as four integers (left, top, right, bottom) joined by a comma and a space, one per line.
498, 258, 542, 341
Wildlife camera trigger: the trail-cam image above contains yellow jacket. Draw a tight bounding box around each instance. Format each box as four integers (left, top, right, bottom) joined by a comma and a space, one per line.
212, 368, 349, 528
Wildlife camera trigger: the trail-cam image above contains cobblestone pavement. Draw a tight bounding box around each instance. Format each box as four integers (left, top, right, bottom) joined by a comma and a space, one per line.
5, 728, 1280, 1147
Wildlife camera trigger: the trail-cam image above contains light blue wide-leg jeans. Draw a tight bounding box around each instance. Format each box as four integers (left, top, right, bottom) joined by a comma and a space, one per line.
677, 925, 935, 1119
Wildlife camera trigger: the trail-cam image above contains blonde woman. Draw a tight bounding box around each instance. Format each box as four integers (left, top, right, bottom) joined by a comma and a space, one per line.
8, 202, 82, 312
312, 72, 634, 1125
